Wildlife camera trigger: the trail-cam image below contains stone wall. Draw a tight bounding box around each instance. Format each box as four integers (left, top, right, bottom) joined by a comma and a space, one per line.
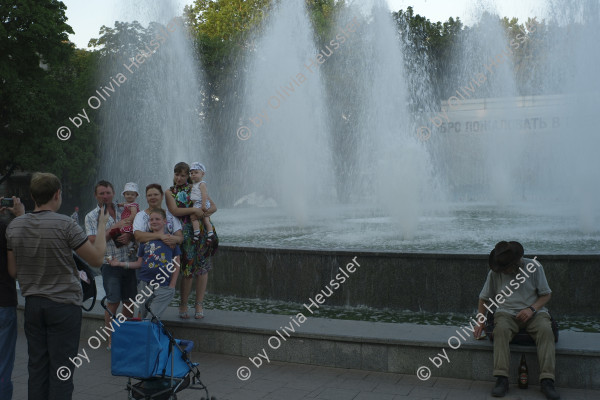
208, 246, 599, 317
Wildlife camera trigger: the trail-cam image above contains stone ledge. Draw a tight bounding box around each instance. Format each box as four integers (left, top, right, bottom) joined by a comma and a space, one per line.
218, 245, 600, 260
16, 296, 600, 389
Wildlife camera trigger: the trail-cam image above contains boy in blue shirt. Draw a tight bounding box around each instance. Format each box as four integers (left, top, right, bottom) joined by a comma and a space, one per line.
111, 208, 180, 318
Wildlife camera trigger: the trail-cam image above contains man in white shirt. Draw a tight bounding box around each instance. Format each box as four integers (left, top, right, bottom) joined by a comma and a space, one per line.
85, 180, 136, 349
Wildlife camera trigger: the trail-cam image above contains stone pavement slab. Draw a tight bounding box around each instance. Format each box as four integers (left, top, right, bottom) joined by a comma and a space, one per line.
10, 335, 600, 400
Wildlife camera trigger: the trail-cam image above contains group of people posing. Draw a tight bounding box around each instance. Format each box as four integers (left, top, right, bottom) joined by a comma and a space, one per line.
0, 161, 217, 400
88, 161, 218, 337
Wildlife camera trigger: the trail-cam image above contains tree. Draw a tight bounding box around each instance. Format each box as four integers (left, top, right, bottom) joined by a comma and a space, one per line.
185, 0, 270, 42
306, 0, 345, 42
393, 7, 464, 105
0, 0, 99, 202
88, 21, 153, 58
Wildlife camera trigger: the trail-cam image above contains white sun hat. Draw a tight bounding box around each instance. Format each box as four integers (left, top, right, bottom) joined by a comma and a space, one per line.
121, 182, 139, 196
190, 162, 206, 173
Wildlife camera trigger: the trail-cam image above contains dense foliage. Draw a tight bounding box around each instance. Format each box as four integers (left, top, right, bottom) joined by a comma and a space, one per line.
0, 0, 99, 205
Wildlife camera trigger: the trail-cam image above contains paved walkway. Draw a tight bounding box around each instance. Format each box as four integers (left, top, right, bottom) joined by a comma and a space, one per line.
10, 335, 599, 400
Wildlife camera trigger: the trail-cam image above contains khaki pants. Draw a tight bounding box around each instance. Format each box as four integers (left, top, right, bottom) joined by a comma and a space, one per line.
493, 312, 555, 381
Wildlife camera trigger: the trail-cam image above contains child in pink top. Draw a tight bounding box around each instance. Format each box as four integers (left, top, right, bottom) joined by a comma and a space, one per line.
119, 182, 140, 232
109, 182, 140, 246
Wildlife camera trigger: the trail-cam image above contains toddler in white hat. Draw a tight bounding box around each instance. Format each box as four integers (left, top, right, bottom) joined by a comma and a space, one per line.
189, 162, 215, 244
109, 182, 140, 246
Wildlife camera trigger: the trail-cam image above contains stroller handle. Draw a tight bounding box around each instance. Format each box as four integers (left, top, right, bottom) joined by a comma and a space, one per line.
178, 339, 194, 355
145, 300, 156, 318
100, 296, 117, 319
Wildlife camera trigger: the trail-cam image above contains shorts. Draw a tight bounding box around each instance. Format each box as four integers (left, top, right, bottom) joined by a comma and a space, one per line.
193, 200, 211, 210
101, 264, 138, 303
137, 282, 175, 319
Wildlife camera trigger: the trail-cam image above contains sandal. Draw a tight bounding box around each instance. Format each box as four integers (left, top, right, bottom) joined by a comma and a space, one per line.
194, 301, 204, 319
179, 306, 190, 319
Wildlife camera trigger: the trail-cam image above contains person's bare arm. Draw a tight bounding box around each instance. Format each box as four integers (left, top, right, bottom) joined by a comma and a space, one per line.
200, 182, 209, 212
76, 206, 109, 266
112, 220, 126, 230
165, 190, 193, 217
169, 255, 181, 288
134, 230, 164, 243
516, 293, 552, 323
203, 196, 217, 217
532, 293, 552, 310
7, 250, 16, 278
116, 232, 132, 245
0, 196, 25, 217
161, 230, 183, 248
5, 197, 25, 278
122, 206, 138, 224
474, 298, 488, 338
110, 256, 143, 269
88, 216, 112, 244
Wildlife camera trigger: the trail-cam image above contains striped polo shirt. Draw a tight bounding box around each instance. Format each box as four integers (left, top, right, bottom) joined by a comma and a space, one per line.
6, 210, 88, 306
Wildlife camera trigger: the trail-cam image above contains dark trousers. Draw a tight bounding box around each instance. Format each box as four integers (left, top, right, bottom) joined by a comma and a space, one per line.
24, 296, 82, 400
0, 306, 17, 400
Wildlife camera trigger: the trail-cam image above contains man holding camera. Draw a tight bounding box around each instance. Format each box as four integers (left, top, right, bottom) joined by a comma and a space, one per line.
6, 172, 109, 400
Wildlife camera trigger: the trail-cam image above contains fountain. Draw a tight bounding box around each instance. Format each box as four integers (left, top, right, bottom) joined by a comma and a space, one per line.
94, 0, 600, 254
97, 0, 206, 193
233, 0, 335, 224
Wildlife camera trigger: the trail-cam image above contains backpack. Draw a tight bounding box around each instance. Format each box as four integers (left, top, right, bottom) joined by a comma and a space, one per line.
73, 252, 97, 311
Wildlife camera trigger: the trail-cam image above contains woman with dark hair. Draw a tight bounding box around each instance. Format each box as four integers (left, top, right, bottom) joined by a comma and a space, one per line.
165, 162, 217, 319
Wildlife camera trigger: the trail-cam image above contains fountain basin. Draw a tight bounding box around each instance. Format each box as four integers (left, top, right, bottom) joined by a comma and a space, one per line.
209, 244, 599, 318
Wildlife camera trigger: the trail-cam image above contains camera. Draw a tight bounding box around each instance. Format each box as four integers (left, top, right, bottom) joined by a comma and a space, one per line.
1, 198, 14, 207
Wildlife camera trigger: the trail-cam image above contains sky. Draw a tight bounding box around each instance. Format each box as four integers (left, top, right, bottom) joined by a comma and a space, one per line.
62, 0, 548, 49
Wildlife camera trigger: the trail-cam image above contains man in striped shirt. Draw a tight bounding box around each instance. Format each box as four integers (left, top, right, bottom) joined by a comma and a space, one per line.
7, 172, 108, 400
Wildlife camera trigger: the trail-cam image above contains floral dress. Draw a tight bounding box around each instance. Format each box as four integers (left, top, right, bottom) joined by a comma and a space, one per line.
170, 183, 217, 276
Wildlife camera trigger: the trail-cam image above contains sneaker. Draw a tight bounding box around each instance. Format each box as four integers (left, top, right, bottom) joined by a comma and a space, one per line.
541, 379, 560, 400
491, 376, 509, 397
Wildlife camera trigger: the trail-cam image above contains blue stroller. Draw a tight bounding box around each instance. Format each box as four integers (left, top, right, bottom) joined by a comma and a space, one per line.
101, 297, 215, 399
